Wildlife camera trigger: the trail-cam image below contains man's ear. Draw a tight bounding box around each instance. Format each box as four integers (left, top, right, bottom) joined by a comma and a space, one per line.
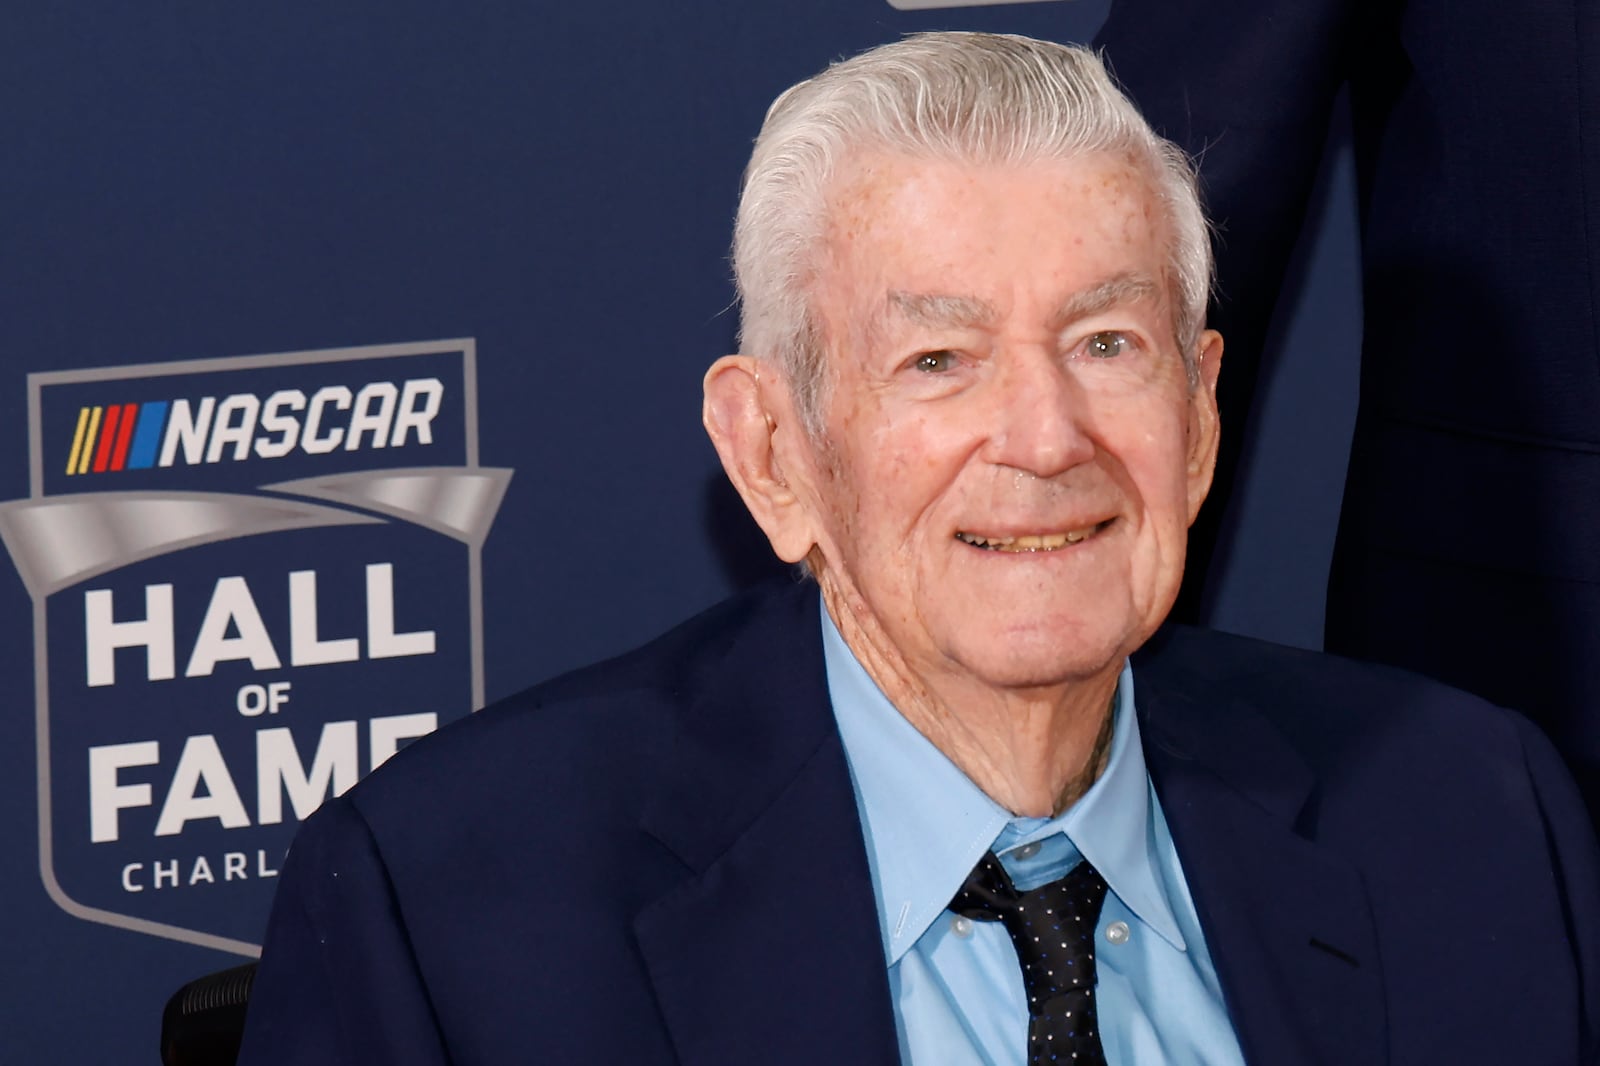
1184, 329, 1224, 525
702, 355, 822, 564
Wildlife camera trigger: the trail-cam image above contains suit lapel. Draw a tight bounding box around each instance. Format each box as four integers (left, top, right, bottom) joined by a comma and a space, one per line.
632, 584, 901, 1066
1138, 662, 1388, 1066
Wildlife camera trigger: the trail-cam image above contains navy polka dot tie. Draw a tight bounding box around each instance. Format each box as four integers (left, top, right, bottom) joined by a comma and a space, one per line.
951, 851, 1111, 1065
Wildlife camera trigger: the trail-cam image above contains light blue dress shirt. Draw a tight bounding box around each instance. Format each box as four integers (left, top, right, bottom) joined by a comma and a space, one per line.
821, 605, 1246, 1066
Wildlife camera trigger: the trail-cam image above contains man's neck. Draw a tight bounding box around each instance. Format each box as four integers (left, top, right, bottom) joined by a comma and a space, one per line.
821, 582, 1121, 818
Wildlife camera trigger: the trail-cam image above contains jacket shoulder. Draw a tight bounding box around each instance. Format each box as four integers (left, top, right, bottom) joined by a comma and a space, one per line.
1134, 622, 1525, 754
334, 579, 817, 834
1133, 624, 1597, 865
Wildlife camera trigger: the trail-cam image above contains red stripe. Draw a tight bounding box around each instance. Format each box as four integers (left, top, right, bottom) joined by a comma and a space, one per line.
92, 405, 122, 473
110, 402, 139, 471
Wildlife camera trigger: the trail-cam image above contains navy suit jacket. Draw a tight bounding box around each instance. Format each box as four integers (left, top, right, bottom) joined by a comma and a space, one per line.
239, 581, 1600, 1065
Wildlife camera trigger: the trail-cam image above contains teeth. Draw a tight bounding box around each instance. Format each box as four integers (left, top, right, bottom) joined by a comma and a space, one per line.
956, 524, 1102, 552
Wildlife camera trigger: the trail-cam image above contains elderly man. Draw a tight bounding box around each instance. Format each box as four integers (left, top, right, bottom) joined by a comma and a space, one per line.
240, 33, 1599, 1066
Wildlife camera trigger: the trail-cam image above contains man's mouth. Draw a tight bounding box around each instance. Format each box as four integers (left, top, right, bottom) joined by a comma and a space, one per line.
954, 520, 1113, 553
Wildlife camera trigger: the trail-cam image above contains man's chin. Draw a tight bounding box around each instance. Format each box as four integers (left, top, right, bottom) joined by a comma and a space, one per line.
942, 632, 1133, 695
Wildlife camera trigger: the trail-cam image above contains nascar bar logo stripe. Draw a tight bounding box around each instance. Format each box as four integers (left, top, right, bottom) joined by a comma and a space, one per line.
65, 402, 171, 475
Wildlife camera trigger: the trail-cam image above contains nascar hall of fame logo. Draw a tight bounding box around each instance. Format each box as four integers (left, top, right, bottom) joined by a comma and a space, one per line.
0, 339, 511, 956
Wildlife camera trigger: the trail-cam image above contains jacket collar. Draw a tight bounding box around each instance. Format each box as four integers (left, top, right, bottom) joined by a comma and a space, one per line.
1135, 630, 1389, 1066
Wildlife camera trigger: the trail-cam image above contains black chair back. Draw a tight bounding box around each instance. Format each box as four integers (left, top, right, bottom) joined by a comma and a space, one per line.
159, 963, 257, 1066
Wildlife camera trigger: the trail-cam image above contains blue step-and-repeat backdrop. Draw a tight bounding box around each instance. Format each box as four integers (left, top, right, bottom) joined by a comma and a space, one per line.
0, 2, 1360, 1060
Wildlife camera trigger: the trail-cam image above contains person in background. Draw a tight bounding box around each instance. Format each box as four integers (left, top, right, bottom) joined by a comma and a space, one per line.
1097, 0, 1600, 820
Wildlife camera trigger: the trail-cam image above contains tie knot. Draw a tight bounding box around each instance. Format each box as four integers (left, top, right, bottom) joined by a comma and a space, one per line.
951, 850, 1110, 926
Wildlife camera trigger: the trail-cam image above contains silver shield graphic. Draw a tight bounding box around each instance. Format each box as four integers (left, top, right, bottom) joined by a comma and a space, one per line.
3, 338, 510, 955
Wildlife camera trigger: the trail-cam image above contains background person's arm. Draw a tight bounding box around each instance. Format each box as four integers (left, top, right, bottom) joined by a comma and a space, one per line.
1094, 0, 1364, 620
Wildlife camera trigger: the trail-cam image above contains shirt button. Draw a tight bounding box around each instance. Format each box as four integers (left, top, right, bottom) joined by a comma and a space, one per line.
951, 916, 975, 939
1012, 842, 1041, 860
1105, 921, 1131, 945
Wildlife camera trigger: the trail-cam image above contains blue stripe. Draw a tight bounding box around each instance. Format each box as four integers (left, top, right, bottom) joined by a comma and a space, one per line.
126, 401, 169, 469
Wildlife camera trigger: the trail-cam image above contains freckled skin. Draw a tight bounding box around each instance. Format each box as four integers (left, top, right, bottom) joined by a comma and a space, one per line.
713, 150, 1223, 814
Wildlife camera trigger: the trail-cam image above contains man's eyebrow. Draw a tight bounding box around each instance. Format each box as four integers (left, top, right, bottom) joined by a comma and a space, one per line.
885, 291, 998, 329
1049, 272, 1162, 329
882, 275, 1160, 334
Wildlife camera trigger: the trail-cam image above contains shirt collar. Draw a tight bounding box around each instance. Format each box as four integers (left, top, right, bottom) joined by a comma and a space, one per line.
820, 602, 1186, 965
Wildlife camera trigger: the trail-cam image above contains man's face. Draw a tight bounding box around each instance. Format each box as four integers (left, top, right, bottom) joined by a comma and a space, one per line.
796, 150, 1219, 696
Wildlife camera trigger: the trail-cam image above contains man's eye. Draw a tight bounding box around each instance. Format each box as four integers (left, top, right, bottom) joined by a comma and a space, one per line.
914, 350, 958, 373
1085, 331, 1130, 359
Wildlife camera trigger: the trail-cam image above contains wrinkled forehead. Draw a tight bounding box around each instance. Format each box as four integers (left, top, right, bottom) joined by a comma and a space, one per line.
810, 148, 1173, 342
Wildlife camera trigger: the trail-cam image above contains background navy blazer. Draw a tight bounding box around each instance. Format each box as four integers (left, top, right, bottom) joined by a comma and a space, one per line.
1095, 0, 1600, 818
239, 581, 1600, 1065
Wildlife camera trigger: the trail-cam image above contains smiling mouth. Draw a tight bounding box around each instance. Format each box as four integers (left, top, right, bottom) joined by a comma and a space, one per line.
954, 520, 1113, 552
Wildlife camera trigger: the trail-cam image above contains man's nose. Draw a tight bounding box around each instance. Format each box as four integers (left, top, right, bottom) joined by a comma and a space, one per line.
980, 348, 1097, 478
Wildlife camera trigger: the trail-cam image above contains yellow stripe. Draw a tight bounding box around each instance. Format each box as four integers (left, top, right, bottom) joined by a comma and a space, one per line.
64, 407, 91, 475
77, 406, 102, 474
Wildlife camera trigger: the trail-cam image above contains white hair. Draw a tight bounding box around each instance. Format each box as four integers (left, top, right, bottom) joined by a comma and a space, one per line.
732, 31, 1212, 432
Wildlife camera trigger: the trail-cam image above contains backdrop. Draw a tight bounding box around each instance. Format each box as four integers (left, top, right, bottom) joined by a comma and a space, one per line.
0, 2, 1360, 1060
